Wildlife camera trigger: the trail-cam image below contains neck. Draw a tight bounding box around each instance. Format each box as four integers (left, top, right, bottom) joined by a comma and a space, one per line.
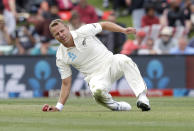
62, 36, 75, 48
63, 42, 75, 48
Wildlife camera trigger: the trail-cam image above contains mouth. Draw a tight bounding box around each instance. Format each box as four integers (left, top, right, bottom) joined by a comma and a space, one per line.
60, 37, 67, 42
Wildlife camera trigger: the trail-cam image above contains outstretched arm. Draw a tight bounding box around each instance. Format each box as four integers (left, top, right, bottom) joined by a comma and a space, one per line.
58, 76, 72, 105
100, 21, 136, 35
42, 76, 72, 112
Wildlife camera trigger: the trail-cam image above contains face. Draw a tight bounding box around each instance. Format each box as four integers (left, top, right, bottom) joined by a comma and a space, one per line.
148, 9, 155, 17
41, 1, 49, 11
71, 17, 80, 26
146, 39, 154, 49
50, 22, 72, 45
50, 6, 59, 14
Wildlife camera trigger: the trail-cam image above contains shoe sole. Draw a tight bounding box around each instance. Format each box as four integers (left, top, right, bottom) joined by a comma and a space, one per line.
137, 101, 151, 111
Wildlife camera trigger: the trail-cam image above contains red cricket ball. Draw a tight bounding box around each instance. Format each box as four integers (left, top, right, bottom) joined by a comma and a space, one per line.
42, 104, 49, 112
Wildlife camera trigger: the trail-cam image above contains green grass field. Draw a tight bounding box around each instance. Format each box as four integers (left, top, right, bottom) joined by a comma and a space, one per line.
0, 97, 194, 131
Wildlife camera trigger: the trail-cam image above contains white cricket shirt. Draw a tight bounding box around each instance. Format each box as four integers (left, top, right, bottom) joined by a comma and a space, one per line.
56, 23, 113, 81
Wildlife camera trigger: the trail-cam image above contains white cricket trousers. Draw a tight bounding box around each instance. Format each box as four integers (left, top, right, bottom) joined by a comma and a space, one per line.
88, 54, 147, 110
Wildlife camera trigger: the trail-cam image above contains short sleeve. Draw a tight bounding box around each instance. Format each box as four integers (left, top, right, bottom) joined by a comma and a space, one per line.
56, 58, 72, 79
73, 23, 102, 38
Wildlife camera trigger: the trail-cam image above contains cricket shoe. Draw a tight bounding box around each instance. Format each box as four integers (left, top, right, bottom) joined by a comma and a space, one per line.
137, 91, 151, 111
137, 101, 151, 111
114, 101, 132, 111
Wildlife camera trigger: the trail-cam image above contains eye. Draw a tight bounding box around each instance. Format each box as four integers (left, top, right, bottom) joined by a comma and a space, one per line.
55, 32, 59, 37
61, 29, 64, 33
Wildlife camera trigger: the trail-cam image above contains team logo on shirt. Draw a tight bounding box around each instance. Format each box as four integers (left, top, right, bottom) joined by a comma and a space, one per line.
92, 24, 96, 28
68, 52, 77, 61
82, 38, 86, 47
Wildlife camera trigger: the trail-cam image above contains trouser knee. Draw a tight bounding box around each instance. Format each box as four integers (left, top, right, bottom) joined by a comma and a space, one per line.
92, 89, 106, 104
92, 88, 113, 104
92, 89, 120, 111
117, 55, 134, 67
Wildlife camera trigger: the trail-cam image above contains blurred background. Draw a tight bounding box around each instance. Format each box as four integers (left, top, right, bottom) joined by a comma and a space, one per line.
0, 0, 194, 99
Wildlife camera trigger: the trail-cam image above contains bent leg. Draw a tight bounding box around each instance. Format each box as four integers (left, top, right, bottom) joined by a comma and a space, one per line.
91, 87, 131, 111
89, 73, 131, 111
113, 54, 150, 111
113, 54, 147, 97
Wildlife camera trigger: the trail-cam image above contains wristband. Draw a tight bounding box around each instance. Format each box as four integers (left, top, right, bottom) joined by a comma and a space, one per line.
55, 102, 64, 111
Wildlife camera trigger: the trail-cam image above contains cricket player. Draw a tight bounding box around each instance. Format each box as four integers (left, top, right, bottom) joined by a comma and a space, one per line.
42, 19, 151, 112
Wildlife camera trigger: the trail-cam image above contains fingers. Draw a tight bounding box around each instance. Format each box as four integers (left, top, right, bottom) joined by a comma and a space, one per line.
42, 104, 59, 112
42, 104, 60, 112
48, 106, 53, 111
48, 106, 59, 112
129, 28, 136, 34
124, 27, 136, 34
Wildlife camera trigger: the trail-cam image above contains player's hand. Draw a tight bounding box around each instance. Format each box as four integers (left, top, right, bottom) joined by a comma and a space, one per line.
42, 104, 60, 112
123, 27, 136, 34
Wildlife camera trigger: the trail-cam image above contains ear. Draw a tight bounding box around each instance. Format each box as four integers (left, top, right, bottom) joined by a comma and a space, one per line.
49, 27, 53, 35
66, 26, 70, 30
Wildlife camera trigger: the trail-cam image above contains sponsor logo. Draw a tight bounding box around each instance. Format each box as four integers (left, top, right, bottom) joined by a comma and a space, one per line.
28, 60, 57, 97
67, 52, 77, 61
143, 59, 170, 89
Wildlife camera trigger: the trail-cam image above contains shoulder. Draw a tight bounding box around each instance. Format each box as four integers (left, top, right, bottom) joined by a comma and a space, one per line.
56, 45, 65, 59
74, 23, 102, 37
76, 23, 101, 30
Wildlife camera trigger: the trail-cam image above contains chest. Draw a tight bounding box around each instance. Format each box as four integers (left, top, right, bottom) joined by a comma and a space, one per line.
60, 36, 103, 64
62, 47, 92, 65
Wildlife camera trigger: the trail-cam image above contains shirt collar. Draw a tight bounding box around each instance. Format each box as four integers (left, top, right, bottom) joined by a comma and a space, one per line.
70, 31, 78, 39
60, 44, 74, 52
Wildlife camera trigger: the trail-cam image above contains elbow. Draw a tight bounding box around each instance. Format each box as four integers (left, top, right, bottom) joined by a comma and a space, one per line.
99, 21, 110, 30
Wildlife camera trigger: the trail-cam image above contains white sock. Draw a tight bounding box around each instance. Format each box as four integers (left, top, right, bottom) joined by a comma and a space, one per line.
138, 91, 149, 105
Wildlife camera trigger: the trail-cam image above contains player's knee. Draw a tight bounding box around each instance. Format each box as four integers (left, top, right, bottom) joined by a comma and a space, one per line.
119, 55, 135, 68
117, 54, 131, 63
123, 55, 133, 63
92, 89, 105, 104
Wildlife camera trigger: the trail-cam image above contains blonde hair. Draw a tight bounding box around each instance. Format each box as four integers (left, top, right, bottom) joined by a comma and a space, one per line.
49, 19, 68, 32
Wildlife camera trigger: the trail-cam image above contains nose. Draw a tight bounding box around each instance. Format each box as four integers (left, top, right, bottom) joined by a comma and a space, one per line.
59, 32, 63, 37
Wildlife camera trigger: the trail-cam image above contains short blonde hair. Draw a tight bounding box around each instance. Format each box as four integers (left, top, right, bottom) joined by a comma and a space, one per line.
49, 19, 68, 32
